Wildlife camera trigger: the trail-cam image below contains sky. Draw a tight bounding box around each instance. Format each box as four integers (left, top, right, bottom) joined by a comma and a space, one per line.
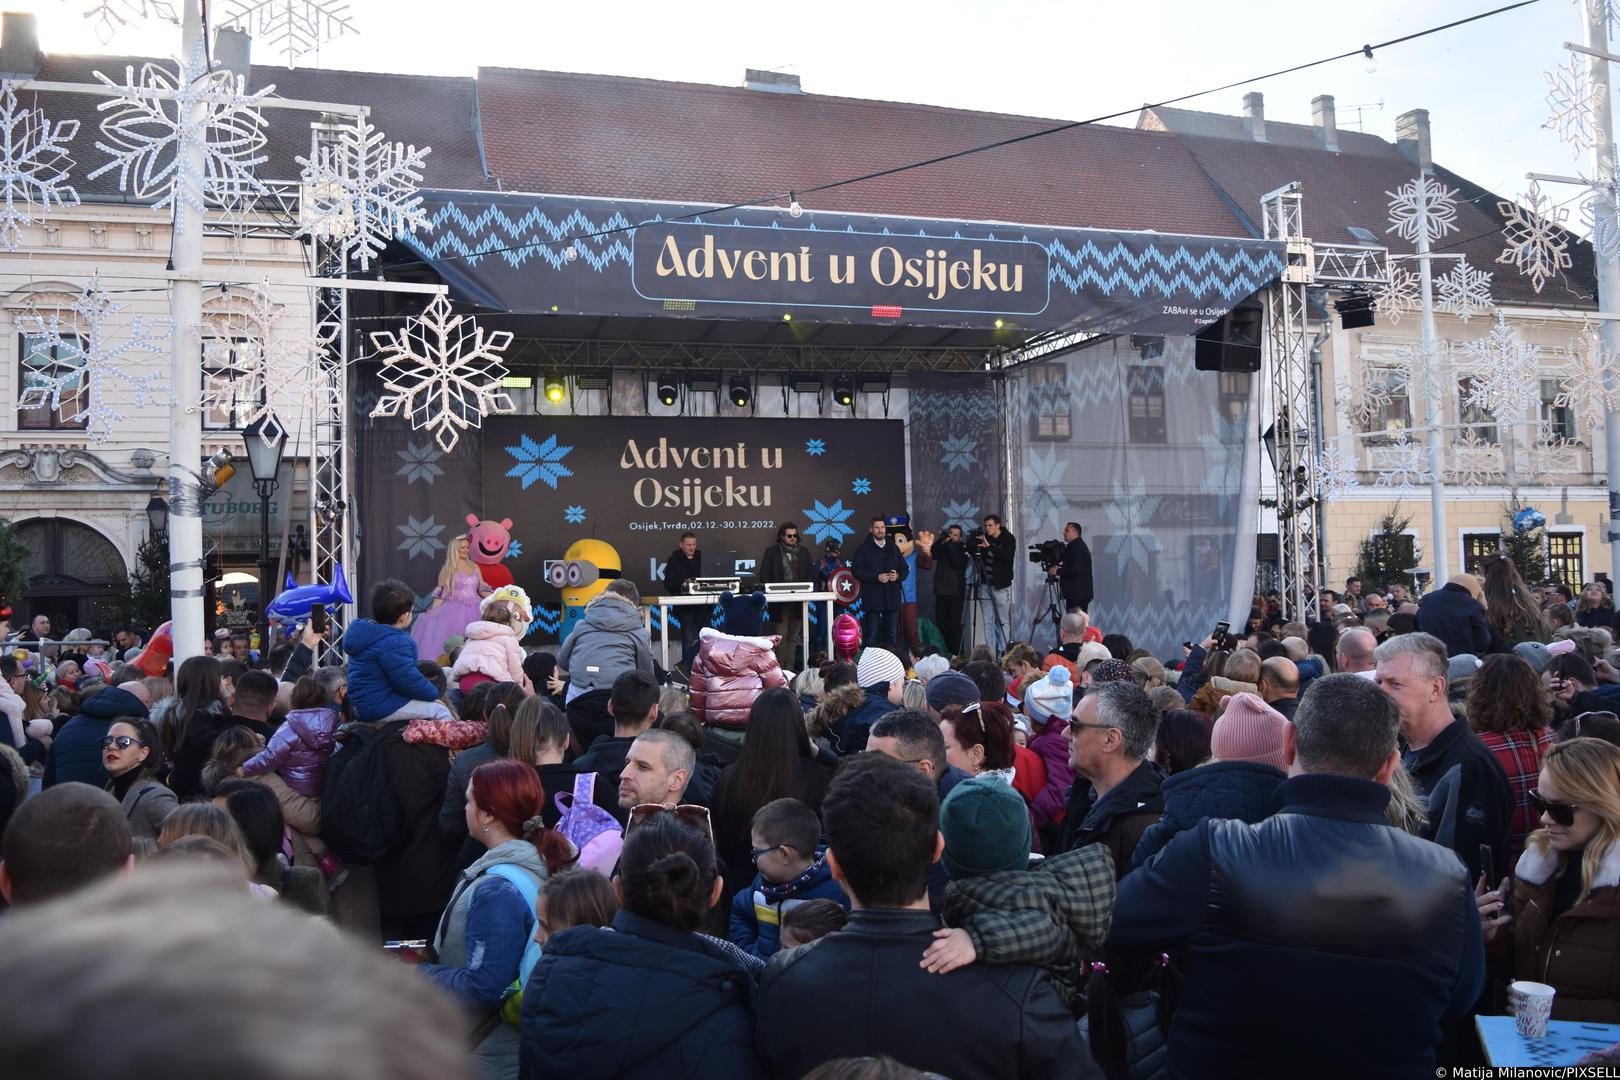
12, 0, 1601, 216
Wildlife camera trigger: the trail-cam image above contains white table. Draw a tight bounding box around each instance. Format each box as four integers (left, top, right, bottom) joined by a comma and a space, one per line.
644, 591, 839, 671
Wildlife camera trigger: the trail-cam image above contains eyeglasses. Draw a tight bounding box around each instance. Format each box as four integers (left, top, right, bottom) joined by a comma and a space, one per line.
99, 735, 144, 751
750, 843, 799, 864
1528, 788, 1579, 828
1067, 720, 1118, 735
627, 802, 713, 841
783, 533, 798, 540
1573, 711, 1617, 737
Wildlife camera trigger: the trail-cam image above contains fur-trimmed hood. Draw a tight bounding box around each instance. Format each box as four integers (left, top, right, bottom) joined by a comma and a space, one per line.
807, 684, 868, 739
1517, 837, 1620, 891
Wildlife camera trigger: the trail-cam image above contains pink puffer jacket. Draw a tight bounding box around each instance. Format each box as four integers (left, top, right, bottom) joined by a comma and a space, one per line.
689, 628, 788, 728
449, 620, 534, 693
239, 706, 338, 799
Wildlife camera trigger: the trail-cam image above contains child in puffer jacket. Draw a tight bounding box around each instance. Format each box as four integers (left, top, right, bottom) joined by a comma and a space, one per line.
239, 675, 342, 880
729, 798, 847, 959
451, 601, 533, 696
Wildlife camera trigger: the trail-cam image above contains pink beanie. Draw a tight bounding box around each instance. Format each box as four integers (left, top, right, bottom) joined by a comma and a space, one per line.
1211, 693, 1289, 770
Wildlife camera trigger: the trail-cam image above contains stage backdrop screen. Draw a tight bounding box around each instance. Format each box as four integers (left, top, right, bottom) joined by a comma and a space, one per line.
483, 416, 907, 603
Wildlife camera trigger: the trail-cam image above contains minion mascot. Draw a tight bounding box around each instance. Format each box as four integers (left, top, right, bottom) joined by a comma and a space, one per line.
546, 538, 623, 643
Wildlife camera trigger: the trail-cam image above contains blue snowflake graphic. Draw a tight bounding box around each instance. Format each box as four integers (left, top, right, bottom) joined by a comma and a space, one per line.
505, 434, 575, 490
506, 540, 523, 560
397, 514, 446, 561
564, 505, 586, 524
805, 438, 826, 456
851, 477, 872, 495
396, 441, 445, 484
940, 434, 978, 473
801, 499, 855, 545
939, 499, 982, 529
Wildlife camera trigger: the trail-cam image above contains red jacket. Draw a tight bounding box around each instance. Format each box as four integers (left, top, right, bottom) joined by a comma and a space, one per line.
690, 628, 789, 728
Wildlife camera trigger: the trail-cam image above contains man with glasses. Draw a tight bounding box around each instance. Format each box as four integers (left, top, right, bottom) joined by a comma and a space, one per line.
758, 521, 815, 669
1061, 682, 1164, 876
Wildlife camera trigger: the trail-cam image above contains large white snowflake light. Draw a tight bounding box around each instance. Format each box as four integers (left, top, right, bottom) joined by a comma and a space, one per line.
1460, 314, 1542, 423
0, 83, 80, 251
297, 118, 430, 270
1337, 362, 1408, 432
1435, 258, 1494, 321
1497, 182, 1573, 294
1580, 149, 1620, 259
1313, 445, 1360, 500
87, 49, 275, 226
1554, 322, 1620, 430
15, 273, 171, 442
1545, 54, 1597, 158
1370, 437, 1434, 492
1386, 175, 1460, 247
195, 283, 334, 447
1373, 264, 1421, 326
1447, 429, 1503, 490
79, 0, 177, 43
368, 293, 514, 452
220, 0, 357, 67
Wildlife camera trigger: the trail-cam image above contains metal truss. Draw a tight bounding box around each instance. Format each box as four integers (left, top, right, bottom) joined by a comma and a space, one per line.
482, 337, 995, 375
1314, 242, 1390, 286
307, 124, 353, 635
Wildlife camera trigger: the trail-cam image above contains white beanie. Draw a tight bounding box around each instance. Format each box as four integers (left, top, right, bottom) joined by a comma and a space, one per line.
856, 647, 906, 690
1024, 666, 1073, 723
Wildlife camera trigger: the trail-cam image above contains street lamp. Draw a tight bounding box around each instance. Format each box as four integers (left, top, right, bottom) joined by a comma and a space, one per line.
240, 418, 285, 653
145, 493, 169, 536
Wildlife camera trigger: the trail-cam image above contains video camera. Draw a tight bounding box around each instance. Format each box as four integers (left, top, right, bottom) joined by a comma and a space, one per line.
1028, 539, 1064, 570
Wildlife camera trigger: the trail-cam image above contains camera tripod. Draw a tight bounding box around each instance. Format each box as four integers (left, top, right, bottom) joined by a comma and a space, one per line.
1028, 575, 1065, 651
963, 555, 1008, 656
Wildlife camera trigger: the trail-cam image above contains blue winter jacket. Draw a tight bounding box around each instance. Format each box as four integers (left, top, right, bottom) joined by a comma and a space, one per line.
827, 686, 897, 755
519, 909, 766, 1080
728, 854, 848, 959
1130, 759, 1287, 869
43, 685, 150, 789
343, 618, 439, 723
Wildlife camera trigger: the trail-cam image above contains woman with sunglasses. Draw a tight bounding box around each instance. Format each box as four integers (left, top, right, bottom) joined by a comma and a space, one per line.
101, 717, 176, 842
519, 812, 767, 1078
1478, 737, 1620, 1021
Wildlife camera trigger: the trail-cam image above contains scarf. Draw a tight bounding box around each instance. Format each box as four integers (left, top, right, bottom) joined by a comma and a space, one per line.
760, 848, 830, 904
106, 767, 142, 803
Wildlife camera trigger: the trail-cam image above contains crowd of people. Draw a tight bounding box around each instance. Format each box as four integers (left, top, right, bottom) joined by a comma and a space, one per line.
2, 552, 1619, 1079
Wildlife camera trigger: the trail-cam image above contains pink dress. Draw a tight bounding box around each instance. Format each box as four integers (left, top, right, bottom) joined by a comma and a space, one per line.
411, 571, 486, 660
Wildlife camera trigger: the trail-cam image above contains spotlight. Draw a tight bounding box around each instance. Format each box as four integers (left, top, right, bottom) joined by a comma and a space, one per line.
656, 376, 679, 407
832, 376, 854, 409
543, 374, 566, 404
729, 374, 752, 409
1335, 289, 1375, 330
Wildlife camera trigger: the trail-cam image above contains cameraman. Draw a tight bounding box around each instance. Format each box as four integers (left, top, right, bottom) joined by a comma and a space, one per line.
919, 524, 967, 656
1047, 522, 1093, 613
975, 514, 1016, 654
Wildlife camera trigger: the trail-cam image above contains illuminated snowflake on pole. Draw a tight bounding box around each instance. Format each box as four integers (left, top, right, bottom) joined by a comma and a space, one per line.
86, 49, 275, 227
1370, 437, 1433, 492
194, 282, 330, 448
1386, 175, 1460, 246
1373, 264, 1421, 326
1447, 429, 1503, 490
1313, 445, 1360, 500
1336, 363, 1406, 432
0, 84, 80, 251
1460, 314, 1542, 423
1497, 182, 1573, 294
368, 293, 515, 452
1554, 321, 1620, 429
1434, 259, 1494, 321
79, 0, 178, 43
15, 273, 170, 442
1545, 54, 1596, 158
296, 117, 429, 270
1529, 423, 1582, 482
1580, 148, 1620, 259
220, 0, 357, 67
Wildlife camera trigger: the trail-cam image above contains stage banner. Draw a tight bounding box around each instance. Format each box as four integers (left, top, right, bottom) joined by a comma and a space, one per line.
402, 190, 1285, 337
481, 415, 906, 626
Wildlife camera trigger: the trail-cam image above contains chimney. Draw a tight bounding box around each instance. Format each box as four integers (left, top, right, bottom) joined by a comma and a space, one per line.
0, 12, 42, 82
1242, 92, 1267, 142
744, 69, 802, 94
1312, 94, 1339, 152
1396, 108, 1432, 171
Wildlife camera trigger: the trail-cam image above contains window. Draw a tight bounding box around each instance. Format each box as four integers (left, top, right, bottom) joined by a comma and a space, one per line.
1347, 226, 1380, 244
17, 332, 87, 430
200, 337, 261, 430
1456, 377, 1498, 443
1540, 378, 1577, 443
1463, 532, 1501, 577
1361, 364, 1412, 440
1127, 365, 1167, 444
1027, 363, 1070, 442
1547, 532, 1584, 594
1218, 370, 1251, 426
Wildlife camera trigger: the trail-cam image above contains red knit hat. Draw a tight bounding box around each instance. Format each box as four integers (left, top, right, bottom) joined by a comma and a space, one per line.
1211, 693, 1289, 770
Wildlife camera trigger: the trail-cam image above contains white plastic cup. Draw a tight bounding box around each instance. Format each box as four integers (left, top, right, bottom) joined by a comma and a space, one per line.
1511, 980, 1556, 1038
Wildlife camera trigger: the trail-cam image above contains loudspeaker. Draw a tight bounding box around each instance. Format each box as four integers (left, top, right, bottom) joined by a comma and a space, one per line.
1256, 533, 1279, 563
1195, 297, 1264, 372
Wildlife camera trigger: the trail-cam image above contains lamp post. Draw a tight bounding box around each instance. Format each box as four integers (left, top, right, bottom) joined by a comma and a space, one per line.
241, 418, 285, 655
144, 494, 169, 538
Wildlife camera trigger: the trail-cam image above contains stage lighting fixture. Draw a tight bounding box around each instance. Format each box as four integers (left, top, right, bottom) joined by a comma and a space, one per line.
832, 377, 854, 409
574, 369, 610, 391
656, 376, 680, 407
857, 374, 890, 394
543, 374, 567, 404
1335, 289, 1375, 330
729, 375, 753, 408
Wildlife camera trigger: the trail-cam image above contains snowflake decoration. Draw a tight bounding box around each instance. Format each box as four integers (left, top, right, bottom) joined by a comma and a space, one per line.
1579, 149, 1620, 259
1370, 438, 1434, 492
1529, 424, 1583, 481
1102, 479, 1163, 576
563, 505, 586, 524
0, 84, 81, 251
1386, 175, 1460, 247
1497, 182, 1573, 294
396, 514, 446, 561
1435, 259, 1494, 321
504, 433, 574, 490
851, 477, 872, 495
801, 499, 855, 546
16, 274, 170, 443
506, 541, 523, 560
804, 438, 826, 456
1372, 264, 1421, 326
87, 48, 275, 227
1447, 430, 1503, 490
1461, 314, 1542, 422
396, 441, 444, 484
1545, 54, 1597, 158
940, 434, 978, 472
939, 499, 982, 530
194, 283, 329, 447
1022, 445, 1070, 536
1337, 363, 1406, 431
1554, 322, 1620, 430
220, 0, 358, 68
297, 117, 430, 270
1313, 445, 1360, 500
79, 0, 178, 43
369, 293, 515, 452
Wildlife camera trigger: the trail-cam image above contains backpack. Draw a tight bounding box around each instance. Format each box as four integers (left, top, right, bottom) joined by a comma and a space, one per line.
554, 772, 623, 876
484, 864, 544, 1027
320, 722, 407, 865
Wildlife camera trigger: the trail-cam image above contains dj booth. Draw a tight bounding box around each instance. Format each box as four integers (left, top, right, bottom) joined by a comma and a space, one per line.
644, 584, 839, 671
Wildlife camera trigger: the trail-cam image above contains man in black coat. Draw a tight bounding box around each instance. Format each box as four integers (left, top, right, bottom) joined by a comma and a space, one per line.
975, 514, 1016, 654
1110, 674, 1485, 1079
1053, 521, 1094, 613
757, 754, 1097, 1079
920, 524, 968, 656
660, 531, 703, 667
1414, 574, 1491, 658
849, 517, 907, 648
757, 521, 815, 669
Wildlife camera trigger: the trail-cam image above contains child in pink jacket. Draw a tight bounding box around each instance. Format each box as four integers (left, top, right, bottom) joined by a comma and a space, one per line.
450, 601, 533, 695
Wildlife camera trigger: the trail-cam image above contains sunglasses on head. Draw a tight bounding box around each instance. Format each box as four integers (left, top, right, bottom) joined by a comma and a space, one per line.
1528, 788, 1579, 827
627, 802, 713, 841
99, 734, 144, 751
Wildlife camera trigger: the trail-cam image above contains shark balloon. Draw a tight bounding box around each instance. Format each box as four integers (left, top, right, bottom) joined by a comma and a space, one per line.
265, 564, 354, 625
